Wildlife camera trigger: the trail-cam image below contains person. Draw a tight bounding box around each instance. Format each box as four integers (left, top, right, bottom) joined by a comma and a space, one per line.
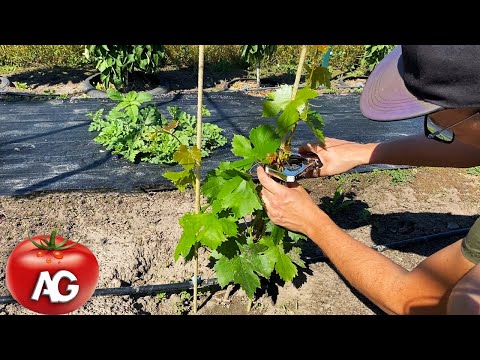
257, 45, 480, 315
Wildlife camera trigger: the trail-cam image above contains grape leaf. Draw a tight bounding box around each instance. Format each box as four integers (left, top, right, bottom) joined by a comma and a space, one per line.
163, 145, 201, 190
304, 110, 325, 143
231, 125, 280, 166
163, 169, 195, 191
238, 243, 275, 279
262, 85, 293, 118
287, 231, 307, 243
174, 213, 237, 260
214, 256, 235, 287
276, 87, 319, 137
215, 174, 262, 219
286, 246, 305, 268
231, 135, 253, 158
214, 242, 276, 299
231, 257, 260, 299
260, 235, 298, 282
309, 66, 331, 89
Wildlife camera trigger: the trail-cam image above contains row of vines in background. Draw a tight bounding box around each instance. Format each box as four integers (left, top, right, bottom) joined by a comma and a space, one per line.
0, 45, 394, 77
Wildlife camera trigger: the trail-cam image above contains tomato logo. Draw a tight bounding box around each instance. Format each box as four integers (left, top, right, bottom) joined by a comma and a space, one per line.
6, 229, 99, 314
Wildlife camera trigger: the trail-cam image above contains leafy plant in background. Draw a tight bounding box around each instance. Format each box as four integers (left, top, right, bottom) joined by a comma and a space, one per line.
166, 45, 331, 308
84, 45, 167, 91
361, 45, 395, 72
240, 45, 278, 88
87, 90, 226, 165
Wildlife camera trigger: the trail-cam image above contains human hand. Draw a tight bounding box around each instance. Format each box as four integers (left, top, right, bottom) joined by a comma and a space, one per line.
299, 138, 372, 177
257, 166, 326, 236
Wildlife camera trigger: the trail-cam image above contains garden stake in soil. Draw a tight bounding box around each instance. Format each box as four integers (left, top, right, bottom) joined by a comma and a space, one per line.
193, 45, 205, 314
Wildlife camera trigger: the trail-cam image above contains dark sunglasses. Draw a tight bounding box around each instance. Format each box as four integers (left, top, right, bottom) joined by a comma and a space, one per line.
424, 112, 478, 143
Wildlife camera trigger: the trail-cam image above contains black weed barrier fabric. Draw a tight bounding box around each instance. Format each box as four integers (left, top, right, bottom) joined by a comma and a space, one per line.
0, 93, 422, 196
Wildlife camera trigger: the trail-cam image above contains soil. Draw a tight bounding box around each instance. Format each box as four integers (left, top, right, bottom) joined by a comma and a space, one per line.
1, 167, 479, 315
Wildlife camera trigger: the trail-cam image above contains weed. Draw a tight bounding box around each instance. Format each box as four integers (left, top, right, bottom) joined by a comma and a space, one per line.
322, 184, 354, 215
466, 166, 480, 176
13, 81, 28, 89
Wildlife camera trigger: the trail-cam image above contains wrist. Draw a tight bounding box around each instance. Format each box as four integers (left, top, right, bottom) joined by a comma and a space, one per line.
358, 142, 379, 165
303, 207, 332, 239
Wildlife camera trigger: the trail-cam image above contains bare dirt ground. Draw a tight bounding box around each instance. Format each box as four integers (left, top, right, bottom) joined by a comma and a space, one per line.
1, 167, 479, 315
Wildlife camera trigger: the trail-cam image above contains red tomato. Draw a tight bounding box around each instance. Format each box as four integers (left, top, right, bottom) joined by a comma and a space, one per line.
6, 233, 99, 315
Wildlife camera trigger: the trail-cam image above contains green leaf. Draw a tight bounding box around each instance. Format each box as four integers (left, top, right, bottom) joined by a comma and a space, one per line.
309, 66, 331, 89
287, 231, 307, 242
239, 243, 275, 279
274, 248, 297, 281
107, 89, 123, 101
214, 256, 235, 287
231, 135, 253, 158
163, 169, 195, 191
262, 85, 293, 118
174, 213, 237, 261
174, 145, 200, 169
304, 110, 325, 143
294, 86, 318, 104
202, 173, 227, 199
215, 175, 262, 219
286, 246, 305, 268
231, 125, 281, 165
135, 92, 153, 104
276, 101, 299, 137
264, 244, 298, 282
259, 235, 299, 282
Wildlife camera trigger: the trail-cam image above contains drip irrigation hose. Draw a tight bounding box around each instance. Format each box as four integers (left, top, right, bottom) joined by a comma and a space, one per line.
337, 75, 369, 89
0, 228, 470, 306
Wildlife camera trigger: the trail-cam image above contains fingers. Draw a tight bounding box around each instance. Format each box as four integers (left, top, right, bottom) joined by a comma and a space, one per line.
298, 143, 318, 155
256, 166, 285, 195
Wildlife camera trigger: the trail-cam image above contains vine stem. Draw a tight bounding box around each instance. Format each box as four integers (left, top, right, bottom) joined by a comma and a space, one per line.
247, 298, 253, 313
193, 45, 205, 314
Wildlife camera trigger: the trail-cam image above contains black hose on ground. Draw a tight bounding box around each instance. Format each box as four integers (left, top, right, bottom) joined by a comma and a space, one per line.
0, 228, 470, 306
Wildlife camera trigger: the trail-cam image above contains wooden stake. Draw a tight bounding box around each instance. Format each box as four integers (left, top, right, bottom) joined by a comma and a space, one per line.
193, 45, 205, 314
292, 45, 308, 100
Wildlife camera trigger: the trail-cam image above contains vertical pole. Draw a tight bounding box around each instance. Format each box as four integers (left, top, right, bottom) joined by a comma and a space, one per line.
193, 45, 205, 314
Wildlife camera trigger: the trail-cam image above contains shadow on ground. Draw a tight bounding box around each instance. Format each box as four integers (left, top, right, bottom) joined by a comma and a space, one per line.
7, 66, 95, 88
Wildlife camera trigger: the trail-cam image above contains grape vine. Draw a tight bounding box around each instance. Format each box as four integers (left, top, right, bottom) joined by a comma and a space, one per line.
165, 45, 330, 308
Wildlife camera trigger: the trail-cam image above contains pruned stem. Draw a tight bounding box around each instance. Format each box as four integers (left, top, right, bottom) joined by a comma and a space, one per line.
193, 45, 205, 315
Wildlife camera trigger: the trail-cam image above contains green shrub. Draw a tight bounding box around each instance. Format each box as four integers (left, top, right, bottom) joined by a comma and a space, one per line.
0, 45, 86, 67
329, 45, 365, 73
361, 45, 395, 72
84, 45, 167, 91
87, 90, 227, 165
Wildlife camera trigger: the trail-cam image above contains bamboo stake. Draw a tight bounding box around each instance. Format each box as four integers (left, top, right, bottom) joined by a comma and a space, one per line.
292, 45, 308, 100
193, 45, 205, 314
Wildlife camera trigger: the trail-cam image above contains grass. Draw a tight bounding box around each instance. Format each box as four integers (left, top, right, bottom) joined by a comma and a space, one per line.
371, 168, 415, 185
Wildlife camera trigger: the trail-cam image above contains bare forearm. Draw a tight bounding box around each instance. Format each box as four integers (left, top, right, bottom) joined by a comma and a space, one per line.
364, 134, 480, 167
305, 210, 408, 313
304, 208, 475, 314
